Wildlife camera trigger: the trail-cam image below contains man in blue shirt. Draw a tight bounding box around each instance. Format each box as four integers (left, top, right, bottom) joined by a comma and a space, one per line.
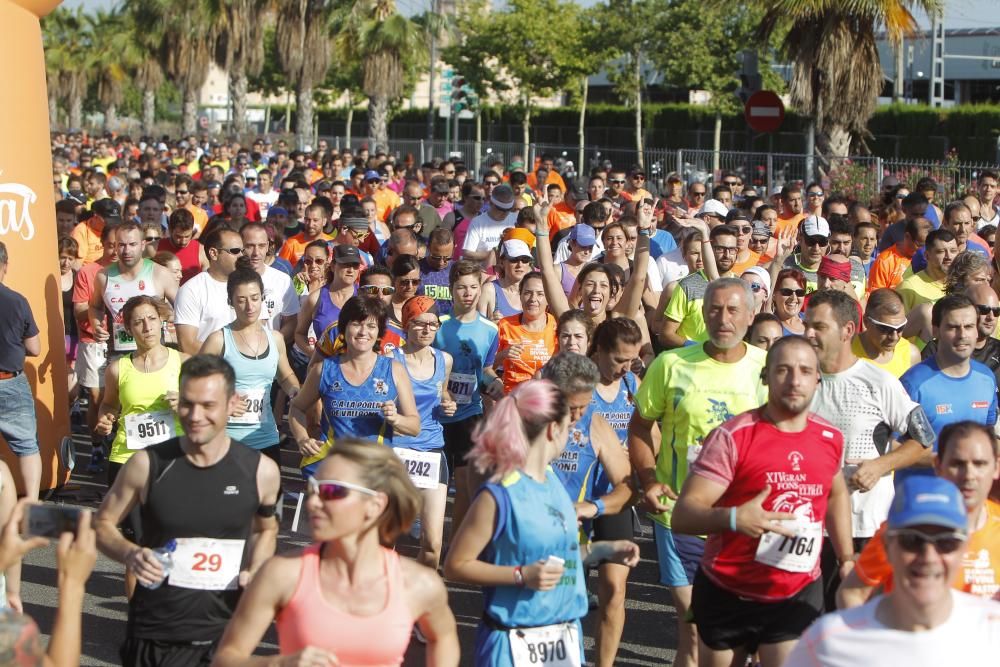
900, 293, 998, 483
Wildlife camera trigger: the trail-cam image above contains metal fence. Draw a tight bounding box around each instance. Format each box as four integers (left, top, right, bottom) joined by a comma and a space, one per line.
323, 134, 999, 203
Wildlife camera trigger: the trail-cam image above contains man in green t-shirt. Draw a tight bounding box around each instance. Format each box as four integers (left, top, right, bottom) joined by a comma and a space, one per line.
629, 276, 766, 667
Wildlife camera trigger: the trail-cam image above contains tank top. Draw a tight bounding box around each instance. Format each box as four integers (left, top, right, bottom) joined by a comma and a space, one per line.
476, 468, 587, 663
313, 285, 353, 344
103, 259, 159, 354
62, 271, 77, 338
276, 545, 413, 665
559, 263, 576, 296
852, 335, 914, 379
391, 348, 445, 451
109, 348, 184, 464
223, 326, 279, 450
590, 372, 639, 496
553, 405, 599, 503
128, 438, 261, 641
492, 281, 521, 319
302, 355, 399, 476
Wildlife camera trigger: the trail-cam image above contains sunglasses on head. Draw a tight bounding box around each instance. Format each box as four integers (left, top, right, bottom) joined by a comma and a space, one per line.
976, 304, 1000, 317
889, 528, 965, 554
361, 285, 395, 296
307, 477, 377, 501
866, 316, 907, 335
778, 287, 806, 298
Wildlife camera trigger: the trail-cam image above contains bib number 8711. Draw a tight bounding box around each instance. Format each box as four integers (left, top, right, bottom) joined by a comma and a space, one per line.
527, 639, 567, 664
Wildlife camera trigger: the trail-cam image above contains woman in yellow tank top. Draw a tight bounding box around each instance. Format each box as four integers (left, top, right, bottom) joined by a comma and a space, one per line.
852, 288, 920, 378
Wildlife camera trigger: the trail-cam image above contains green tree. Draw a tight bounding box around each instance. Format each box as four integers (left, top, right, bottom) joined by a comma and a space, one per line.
215, 0, 272, 135
86, 8, 134, 132
750, 0, 941, 159
42, 7, 93, 129
275, 0, 336, 149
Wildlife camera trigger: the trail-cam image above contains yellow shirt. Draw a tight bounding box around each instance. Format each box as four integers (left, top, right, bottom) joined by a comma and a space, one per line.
852, 335, 915, 379
897, 269, 946, 312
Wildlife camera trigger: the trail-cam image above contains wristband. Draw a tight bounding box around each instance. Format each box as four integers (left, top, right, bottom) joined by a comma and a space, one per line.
638, 228, 652, 237
533, 230, 546, 237
513, 565, 525, 587
729, 507, 737, 532
592, 499, 606, 518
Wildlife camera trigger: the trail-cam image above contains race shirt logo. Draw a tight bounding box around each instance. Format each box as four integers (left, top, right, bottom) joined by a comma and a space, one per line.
787, 451, 804, 471
707, 398, 734, 425
972, 401, 989, 409
138, 280, 146, 290
223, 485, 239, 495
373, 378, 388, 395
936, 404, 953, 415
331, 381, 343, 392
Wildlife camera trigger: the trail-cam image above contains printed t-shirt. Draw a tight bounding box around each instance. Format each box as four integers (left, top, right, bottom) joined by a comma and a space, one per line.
662, 270, 709, 343
496, 313, 557, 394
866, 245, 911, 293
279, 233, 333, 267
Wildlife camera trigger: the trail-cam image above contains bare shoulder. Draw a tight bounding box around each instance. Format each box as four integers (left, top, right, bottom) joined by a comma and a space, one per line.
399, 556, 448, 606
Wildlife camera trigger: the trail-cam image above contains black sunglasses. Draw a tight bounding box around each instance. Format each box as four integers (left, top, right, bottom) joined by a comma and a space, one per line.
778, 288, 806, 298
976, 304, 1000, 317
889, 528, 964, 554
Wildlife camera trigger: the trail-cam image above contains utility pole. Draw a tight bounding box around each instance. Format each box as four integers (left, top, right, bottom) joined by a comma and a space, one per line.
930, 12, 945, 107
893, 39, 904, 103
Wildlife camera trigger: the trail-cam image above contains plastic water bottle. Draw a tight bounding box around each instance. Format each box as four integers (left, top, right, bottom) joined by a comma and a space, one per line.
141, 539, 177, 590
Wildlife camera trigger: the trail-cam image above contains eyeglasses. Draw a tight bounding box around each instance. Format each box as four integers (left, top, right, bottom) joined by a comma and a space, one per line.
976, 304, 1000, 317
609, 179, 626, 184
346, 228, 370, 240
302, 258, 326, 265
747, 282, 766, 293
175, 190, 189, 195
219, 247, 244, 255
631, 175, 646, 181
736, 226, 753, 235
507, 257, 533, 265
409, 320, 441, 331
468, 195, 484, 201
145, 236, 160, 243
714, 246, 739, 255
428, 254, 452, 263
889, 528, 965, 554
396, 278, 421, 287
866, 316, 907, 335
807, 191, 825, 197
360, 285, 395, 296
307, 477, 377, 501
778, 288, 806, 298
805, 237, 829, 247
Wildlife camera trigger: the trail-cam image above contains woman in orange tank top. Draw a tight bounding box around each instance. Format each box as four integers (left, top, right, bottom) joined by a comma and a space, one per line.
211, 439, 460, 667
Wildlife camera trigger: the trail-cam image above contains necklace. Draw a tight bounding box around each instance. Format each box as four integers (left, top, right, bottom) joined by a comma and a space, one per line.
236, 324, 263, 357
137, 347, 161, 373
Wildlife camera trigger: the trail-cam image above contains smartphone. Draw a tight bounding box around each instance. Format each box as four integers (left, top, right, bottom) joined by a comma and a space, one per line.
545, 555, 565, 567
22, 504, 81, 539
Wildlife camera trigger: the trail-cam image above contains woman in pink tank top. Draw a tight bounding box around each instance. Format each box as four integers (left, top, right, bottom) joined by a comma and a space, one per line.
211, 439, 460, 667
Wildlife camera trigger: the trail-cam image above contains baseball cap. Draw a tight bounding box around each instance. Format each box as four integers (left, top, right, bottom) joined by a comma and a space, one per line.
314, 180, 333, 193
431, 180, 450, 194
364, 169, 381, 182
509, 160, 525, 171
751, 220, 771, 238
501, 239, 533, 260
65, 190, 87, 205
881, 175, 900, 189
802, 215, 830, 238
888, 477, 967, 534
243, 168, 258, 180
266, 206, 288, 219
567, 184, 588, 201
92, 198, 123, 225
334, 244, 362, 264
568, 224, 597, 247
697, 199, 729, 219
741, 266, 771, 294
501, 227, 536, 249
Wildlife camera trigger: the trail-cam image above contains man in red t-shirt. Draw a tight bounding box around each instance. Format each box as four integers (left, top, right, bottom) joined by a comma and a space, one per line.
673, 336, 854, 667
158, 208, 208, 285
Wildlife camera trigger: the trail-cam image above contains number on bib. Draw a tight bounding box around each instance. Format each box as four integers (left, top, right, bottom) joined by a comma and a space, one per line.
112, 322, 137, 352
754, 519, 822, 573
392, 449, 441, 489
124, 410, 177, 450
168, 538, 245, 591
228, 388, 267, 425
447, 372, 477, 405
509, 623, 581, 667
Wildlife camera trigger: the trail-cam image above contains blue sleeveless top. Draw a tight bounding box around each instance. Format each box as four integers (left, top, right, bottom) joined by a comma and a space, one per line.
552, 405, 599, 504
474, 468, 588, 666
590, 372, 638, 496
492, 281, 521, 318
312, 285, 352, 344
301, 354, 398, 476
223, 326, 279, 450
391, 347, 446, 451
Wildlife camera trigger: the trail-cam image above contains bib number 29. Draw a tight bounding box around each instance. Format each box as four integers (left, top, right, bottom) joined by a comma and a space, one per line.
191, 552, 223, 572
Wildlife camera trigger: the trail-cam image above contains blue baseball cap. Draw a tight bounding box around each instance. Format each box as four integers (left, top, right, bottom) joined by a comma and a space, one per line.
888, 477, 967, 533
364, 169, 381, 181
569, 224, 596, 247
266, 206, 288, 218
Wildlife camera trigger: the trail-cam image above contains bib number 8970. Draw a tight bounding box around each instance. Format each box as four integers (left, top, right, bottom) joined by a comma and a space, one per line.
526, 639, 567, 664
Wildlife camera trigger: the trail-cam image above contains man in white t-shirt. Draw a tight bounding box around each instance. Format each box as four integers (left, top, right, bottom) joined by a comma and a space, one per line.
461, 183, 518, 263
246, 168, 280, 220
174, 227, 242, 353
785, 476, 1000, 666
240, 223, 299, 337
803, 289, 935, 609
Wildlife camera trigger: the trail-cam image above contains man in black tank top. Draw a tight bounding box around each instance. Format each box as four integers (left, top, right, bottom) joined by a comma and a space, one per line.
96, 355, 281, 666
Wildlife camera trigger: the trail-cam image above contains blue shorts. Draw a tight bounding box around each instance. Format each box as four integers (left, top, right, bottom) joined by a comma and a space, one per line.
0, 374, 39, 456
653, 522, 705, 587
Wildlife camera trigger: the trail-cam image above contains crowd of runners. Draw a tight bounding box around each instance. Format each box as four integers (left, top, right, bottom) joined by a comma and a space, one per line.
0, 131, 997, 665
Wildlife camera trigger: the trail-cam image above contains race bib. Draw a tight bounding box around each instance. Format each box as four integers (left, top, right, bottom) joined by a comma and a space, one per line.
754, 519, 822, 573
229, 388, 266, 426
509, 622, 581, 667
112, 321, 137, 352
393, 448, 441, 489
447, 372, 477, 405
168, 538, 245, 591
124, 410, 176, 450
686, 443, 703, 465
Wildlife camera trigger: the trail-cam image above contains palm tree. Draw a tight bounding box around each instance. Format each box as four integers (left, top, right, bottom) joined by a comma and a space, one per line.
752, 0, 942, 159
122, 0, 164, 135
87, 8, 132, 132
275, 0, 336, 149
42, 7, 92, 130
215, 0, 272, 135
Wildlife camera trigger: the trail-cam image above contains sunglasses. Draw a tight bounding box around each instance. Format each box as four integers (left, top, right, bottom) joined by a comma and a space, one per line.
307, 477, 377, 501
175, 190, 189, 195
483, 181, 500, 187
361, 285, 395, 296
468, 195, 484, 200
346, 228, 370, 240
632, 175, 646, 181
396, 278, 421, 287
807, 191, 825, 197
976, 304, 1000, 317
609, 179, 626, 184
866, 316, 907, 335
145, 236, 160, 243
889, 528, 965, 554
507, 257, 533, 265
428, 254, 452, 263
896, 194, 907, 200
747, 282, 766, 293
805, 237, 829, 247
723, 181, 739, 187
219, 247, 244, 255
778, 288, 806, 298
302, 258, 326, 265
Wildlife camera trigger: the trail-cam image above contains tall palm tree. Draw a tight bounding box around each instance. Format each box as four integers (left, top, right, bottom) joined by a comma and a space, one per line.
42, 7, 93, 130
215, 0, 272, 135
87, 8, 132, 132
275, 0, 336, 149
122, 0, 164, 135
752, 0, 942, 159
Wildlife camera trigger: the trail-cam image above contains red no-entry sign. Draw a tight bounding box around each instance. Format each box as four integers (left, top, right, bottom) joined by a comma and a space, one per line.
744, 91, 785, 133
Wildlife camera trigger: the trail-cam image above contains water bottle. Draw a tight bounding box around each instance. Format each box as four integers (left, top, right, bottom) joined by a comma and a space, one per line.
141, 539, 177, 590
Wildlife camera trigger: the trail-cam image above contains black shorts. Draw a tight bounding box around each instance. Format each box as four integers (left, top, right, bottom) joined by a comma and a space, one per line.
108, 462, 143, 544
820, 537, 870, 612
592, 507, 635, 542
120, 637, 215, 667
691, 568, 823, 652
442, 414, 482, 472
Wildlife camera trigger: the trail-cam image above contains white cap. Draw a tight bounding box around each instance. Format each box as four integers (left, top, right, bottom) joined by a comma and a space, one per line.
802, 215, 830, 238
502, 239, 533, 260
741, 266, 771, 295
156, 142, 168, 151
697, 198, 729, 219
243, 168, 258, 179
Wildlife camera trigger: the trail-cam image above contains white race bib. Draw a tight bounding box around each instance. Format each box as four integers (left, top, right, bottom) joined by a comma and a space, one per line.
393, 448, 441, 489
228, 388, 266, 426
509, 622, 581, 667
447, 372, 477, 405
754, 519, 822, 573
168, 537, 245, 591
686, 443, 703, 465
124, 410, 177, 450
112, 321, 137, 352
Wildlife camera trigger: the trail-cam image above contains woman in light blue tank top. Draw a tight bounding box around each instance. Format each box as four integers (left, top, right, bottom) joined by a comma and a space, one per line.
392, 296, 458, 569
200, 268, 301, 466
480, 245, 532, 321
443, 379, 641, 667
289, 296, 420, 478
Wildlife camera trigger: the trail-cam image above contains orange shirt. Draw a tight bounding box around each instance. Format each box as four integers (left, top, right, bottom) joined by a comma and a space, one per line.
184, 203, 209, 235
278, 232, 332, 267
547, 202, 576, 241
866, 245, 912, 293
855, 500, 1000, 599
732, 251, 762, 275
775, 212, 805, 236
496, 313, 557, 394
71, 217, 105, 264
526, 170, 567, 194
373, 188, 401, 223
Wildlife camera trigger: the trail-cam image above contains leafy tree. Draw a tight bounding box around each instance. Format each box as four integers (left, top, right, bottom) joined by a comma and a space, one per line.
275, 0, 336, 149
42, 7, 92, 129
214, 0, 272, 135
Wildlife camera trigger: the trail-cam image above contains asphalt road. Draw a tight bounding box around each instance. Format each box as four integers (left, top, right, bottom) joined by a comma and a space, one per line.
22, 436, 678, 666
